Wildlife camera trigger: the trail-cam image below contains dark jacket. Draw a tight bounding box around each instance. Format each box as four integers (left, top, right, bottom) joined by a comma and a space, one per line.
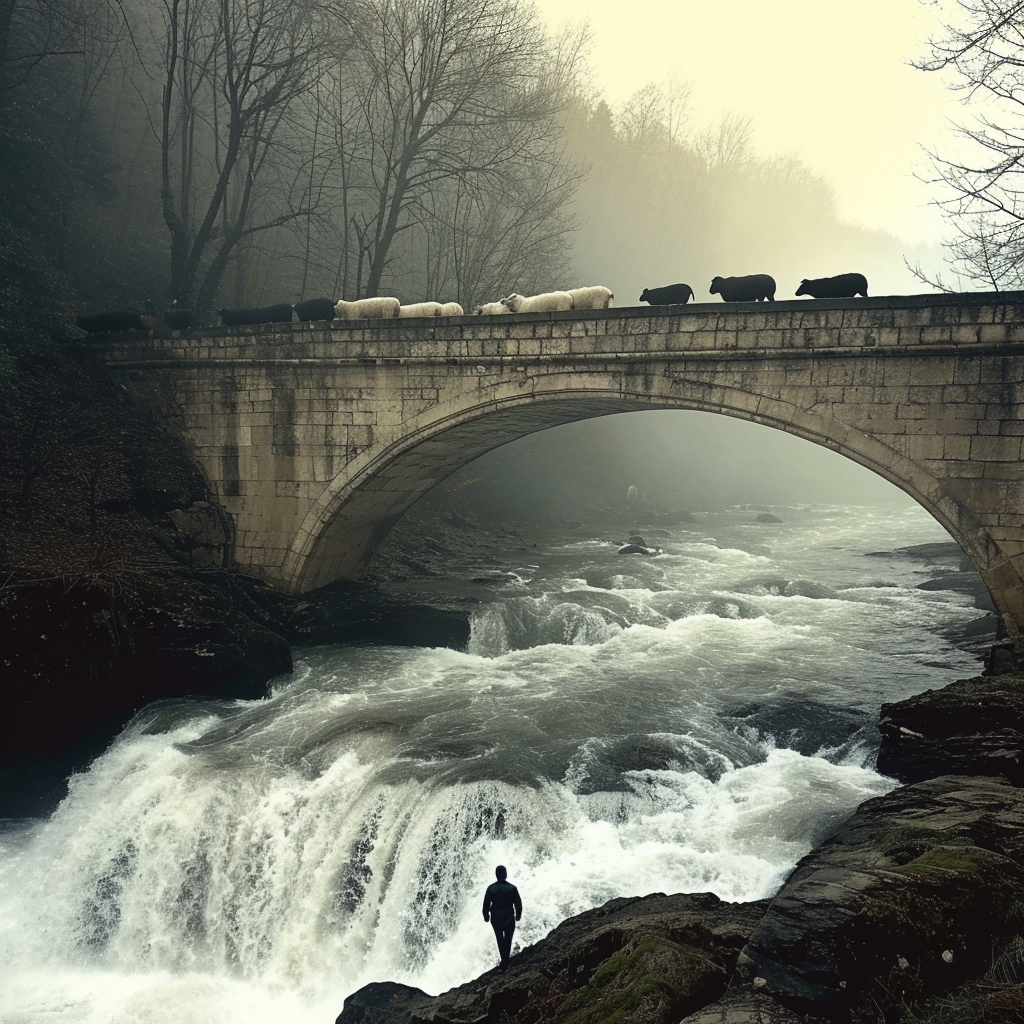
483, 879, 522, 923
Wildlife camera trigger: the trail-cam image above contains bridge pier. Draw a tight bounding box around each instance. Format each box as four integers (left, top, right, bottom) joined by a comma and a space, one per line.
100, 292, 1024, 645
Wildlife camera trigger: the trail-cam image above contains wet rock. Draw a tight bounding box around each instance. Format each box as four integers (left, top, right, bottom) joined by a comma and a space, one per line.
916, 570, 994, 610
336, 893, 769, 1024
335, 982, 433, 1024
736, 775, 1024, 1020
755, 513, 783, 524
865, 541, 966, 566
877, 673, 1024, 784
267, 578, 472, 649
931, 611, 999, 652
618, 543, 661, 555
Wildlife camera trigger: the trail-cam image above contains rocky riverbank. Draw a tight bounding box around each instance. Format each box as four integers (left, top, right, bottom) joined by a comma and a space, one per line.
336, 671, 1024, 1024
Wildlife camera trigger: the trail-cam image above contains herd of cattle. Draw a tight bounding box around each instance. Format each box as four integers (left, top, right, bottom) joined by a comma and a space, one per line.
73, 272, 869, 333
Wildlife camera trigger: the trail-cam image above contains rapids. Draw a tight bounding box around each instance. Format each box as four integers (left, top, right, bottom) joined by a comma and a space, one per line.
0, 503, 992, 1023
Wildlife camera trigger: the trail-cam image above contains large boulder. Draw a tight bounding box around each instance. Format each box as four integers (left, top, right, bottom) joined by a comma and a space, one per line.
735, 775, 1024, 1021
877, 674, 1024, 784
336, 893, 769, 1024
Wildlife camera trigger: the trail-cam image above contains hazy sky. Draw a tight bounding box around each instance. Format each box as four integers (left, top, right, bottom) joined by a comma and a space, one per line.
535, 0, 965, 248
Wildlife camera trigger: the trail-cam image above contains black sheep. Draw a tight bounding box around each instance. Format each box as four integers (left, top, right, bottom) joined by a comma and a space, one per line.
709, 274, 776, 302
219, 304, 294, 326
293, 297, 337, 322
795, 273, 868, 298
76, 309, 157, 333
639, 283, 694, 305
219, 306, 262, 326
260, 302, 295, 323
164, 300, 195, 329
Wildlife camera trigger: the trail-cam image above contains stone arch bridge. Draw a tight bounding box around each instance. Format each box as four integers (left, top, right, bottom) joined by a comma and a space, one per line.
99, 292, 1024, 644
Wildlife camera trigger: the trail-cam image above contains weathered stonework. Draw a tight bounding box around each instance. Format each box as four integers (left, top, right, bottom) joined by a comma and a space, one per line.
98, 292, 1024, 643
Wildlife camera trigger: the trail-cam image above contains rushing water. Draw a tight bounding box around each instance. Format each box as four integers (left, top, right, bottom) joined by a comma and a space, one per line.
0, 503, 992, 1024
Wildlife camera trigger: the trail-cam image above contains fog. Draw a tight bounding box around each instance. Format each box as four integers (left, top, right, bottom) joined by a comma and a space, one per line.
427, 410, 914, 530
538, 0, 959, 275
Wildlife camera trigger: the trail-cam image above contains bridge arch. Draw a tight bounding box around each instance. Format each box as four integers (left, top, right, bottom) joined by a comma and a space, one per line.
285, 373, 998, 624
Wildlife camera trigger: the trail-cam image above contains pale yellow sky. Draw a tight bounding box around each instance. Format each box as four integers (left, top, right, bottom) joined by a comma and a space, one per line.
535, 0, 964, 246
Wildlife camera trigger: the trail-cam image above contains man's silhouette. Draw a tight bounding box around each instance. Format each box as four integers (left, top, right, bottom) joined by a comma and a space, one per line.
482, 864, 522, 971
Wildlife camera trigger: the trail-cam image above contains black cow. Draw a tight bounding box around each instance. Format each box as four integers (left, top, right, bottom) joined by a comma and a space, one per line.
293, 297, 337, 322
795, 273, 869, 298
639, 283, 694, 305
709, 274, 776, 302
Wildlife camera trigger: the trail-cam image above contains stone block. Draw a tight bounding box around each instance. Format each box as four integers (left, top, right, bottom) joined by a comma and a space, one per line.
979, 356, 1024, 384
904, 384, 947, 405
895, 402, 932, 420
970, 435, 1023, 461
907, 435, 945, 460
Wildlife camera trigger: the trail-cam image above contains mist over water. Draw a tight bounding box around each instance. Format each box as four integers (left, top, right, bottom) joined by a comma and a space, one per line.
0, 489, 991, 1024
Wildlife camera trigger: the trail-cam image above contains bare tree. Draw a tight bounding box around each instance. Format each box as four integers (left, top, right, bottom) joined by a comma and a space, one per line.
0, 0, 84, 94
415, 152, 578, 306
915, 0, 1024, 289
329, 0, 584, 300
693, 111, 752, 172
139, 0, 329, 309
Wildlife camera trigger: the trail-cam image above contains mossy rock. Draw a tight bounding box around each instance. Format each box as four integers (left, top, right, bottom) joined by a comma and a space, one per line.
551, 935, 726, 1024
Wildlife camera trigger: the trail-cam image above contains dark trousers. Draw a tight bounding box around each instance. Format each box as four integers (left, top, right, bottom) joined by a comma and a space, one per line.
491, 915, 515, 965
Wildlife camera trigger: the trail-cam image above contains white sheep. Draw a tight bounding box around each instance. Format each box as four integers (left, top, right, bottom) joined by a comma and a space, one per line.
501, 291, 573, 313
397, 301, 443, 317
333, 296, 400, 319
472, 301, 511, 315
567, 285, 614, 310
439, 302, 465, 316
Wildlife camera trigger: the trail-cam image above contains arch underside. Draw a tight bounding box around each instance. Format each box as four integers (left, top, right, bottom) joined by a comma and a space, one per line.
288, 385, 1006, 638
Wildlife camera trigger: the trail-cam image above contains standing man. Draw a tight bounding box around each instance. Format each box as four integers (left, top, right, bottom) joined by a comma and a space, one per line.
482, 864, 522, 971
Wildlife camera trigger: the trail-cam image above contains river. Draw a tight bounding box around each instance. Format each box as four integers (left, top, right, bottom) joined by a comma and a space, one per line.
0, 501, 992, 1024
